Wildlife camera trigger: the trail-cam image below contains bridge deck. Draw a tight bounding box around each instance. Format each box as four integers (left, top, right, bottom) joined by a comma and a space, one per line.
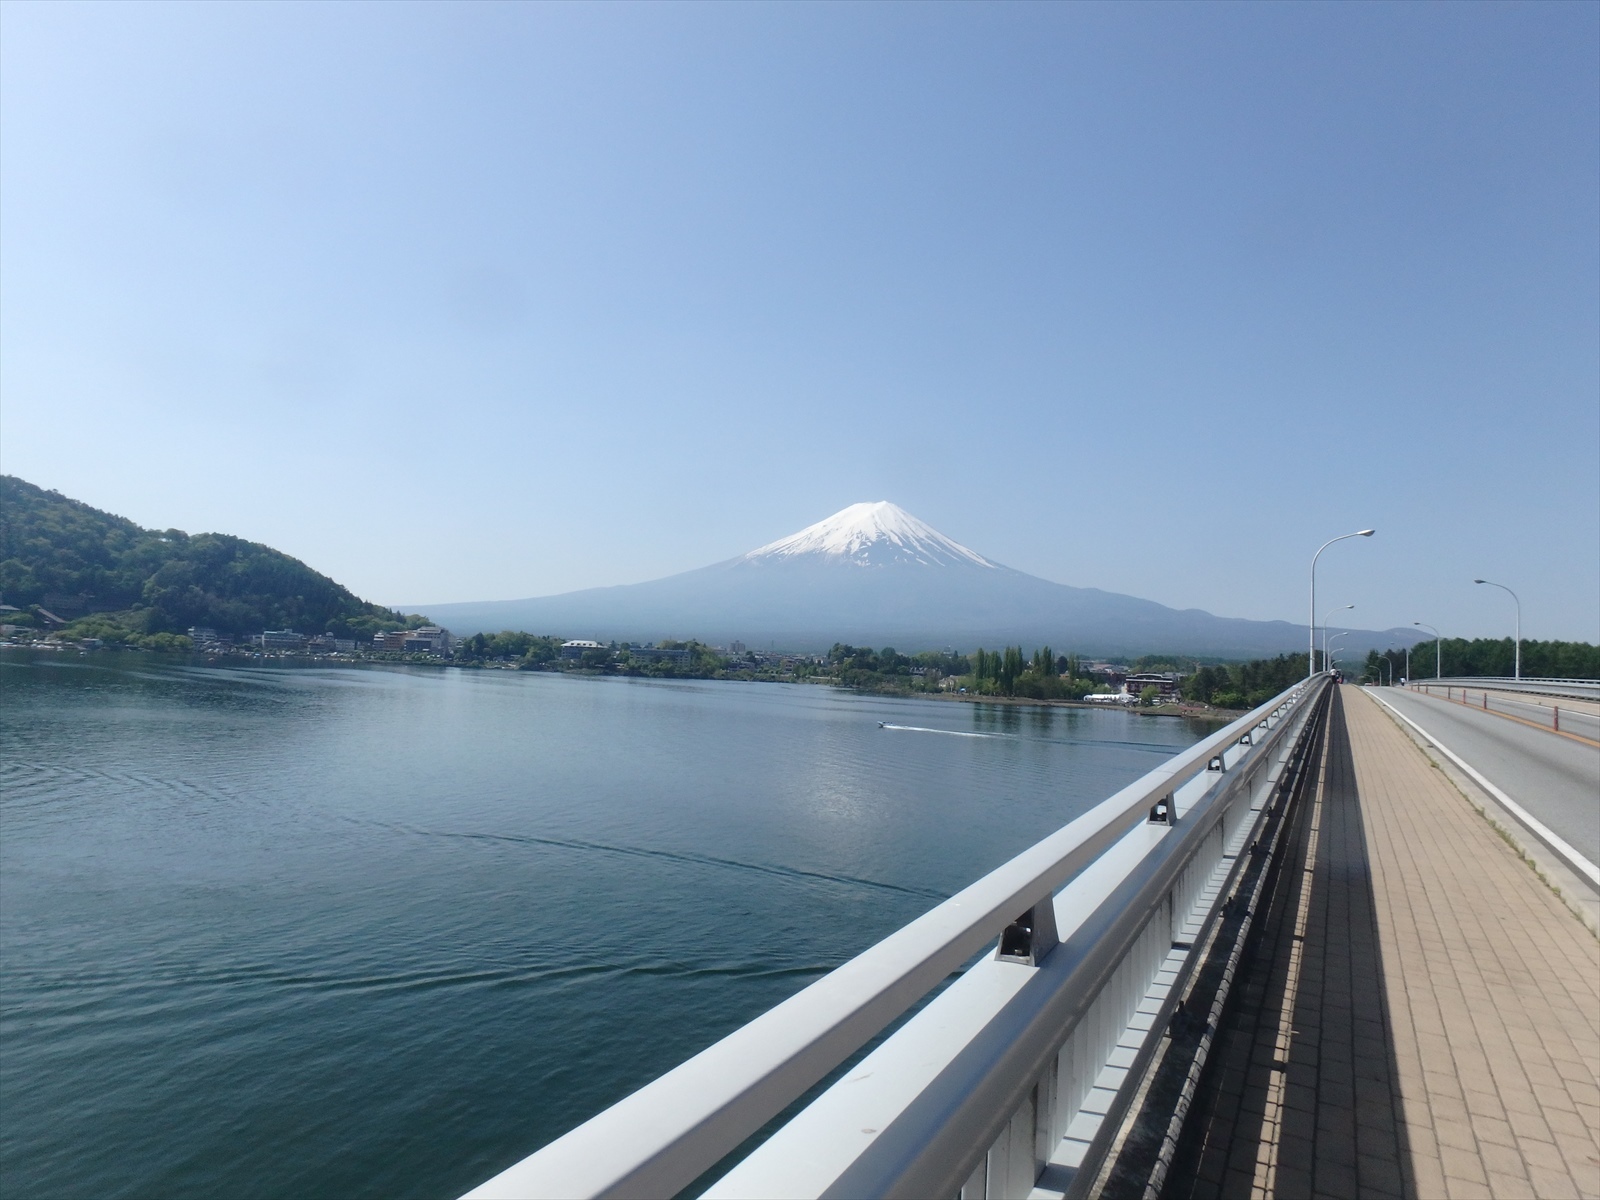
1166, 685, 1599, 1200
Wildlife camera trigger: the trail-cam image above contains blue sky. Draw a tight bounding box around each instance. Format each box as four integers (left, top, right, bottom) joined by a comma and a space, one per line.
2, 1, 1596, 642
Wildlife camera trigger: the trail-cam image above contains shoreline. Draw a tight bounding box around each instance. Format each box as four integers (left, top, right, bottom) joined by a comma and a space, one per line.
1, 645, 1245, 722
913, 688, 1241, 722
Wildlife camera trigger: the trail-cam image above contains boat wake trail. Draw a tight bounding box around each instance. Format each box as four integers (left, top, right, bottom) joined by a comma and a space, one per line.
879, 724, 1013, 739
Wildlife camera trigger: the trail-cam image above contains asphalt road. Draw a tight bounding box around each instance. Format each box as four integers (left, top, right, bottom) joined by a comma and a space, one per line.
1374, 686, 1600, 875
1406, 682, 1600, 740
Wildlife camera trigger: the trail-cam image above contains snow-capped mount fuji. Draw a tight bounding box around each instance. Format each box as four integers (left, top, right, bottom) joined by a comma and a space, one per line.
413, 503, 1418, 657
741, 501, 997, 569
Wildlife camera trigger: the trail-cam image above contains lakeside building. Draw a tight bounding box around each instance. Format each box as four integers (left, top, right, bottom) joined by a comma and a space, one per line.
626, 645, 693, 666
561, 639, 606, 661
1124, 672, 1181, 699
255, 630, 308, 651
375, 626, 453, 655
404, 626, 453, 655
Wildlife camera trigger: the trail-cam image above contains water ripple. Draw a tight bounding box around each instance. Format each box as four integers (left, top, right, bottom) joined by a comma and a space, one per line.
369, 819, 948, 901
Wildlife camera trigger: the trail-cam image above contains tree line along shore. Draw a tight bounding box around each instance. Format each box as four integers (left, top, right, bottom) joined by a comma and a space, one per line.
5, 475, 1595, 705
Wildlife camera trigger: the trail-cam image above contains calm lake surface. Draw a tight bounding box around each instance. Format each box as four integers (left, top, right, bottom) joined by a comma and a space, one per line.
0, 653, 1217, 1199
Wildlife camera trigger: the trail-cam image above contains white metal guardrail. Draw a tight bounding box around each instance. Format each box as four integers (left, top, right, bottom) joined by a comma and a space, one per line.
1410, 677, 1600, 701
462, 676, 1332, 1200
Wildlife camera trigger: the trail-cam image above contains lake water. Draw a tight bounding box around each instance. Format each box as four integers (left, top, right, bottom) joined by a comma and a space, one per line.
0, 653, 1216, 1199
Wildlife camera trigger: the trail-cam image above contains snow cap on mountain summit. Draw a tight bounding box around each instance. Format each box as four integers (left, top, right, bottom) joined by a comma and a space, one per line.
742, 501, 998, 569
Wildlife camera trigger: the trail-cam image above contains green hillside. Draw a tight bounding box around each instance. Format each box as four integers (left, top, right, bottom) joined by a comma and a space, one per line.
0, 476, 414, 641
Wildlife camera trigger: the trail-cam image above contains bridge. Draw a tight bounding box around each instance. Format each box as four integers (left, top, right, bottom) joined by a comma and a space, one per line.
460, 677, 1600, 1200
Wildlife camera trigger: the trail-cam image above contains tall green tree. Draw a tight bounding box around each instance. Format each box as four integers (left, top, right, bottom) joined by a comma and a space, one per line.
1000, 646, 1024, 694
1402, 637, 1598, 679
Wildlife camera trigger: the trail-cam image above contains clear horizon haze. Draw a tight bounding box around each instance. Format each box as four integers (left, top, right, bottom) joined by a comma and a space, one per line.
1, 2, 1596, 641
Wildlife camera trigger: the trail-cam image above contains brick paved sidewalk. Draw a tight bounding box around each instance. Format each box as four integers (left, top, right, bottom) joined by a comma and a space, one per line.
1166, 685, 1600, 1199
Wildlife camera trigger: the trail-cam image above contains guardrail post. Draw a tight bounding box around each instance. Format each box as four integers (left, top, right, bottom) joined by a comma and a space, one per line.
1554, 706, 1560, 732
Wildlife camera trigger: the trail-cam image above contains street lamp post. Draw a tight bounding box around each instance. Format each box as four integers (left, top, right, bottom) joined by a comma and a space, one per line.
1321, 605, 1354, 672
1328, 632, 1350, 674
1473, 580, 1521, 680
1413, 622, 1442, 679
1310, 531, 1375, 677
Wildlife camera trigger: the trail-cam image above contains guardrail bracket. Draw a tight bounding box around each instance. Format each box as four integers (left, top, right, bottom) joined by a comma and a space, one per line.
996, 899, 1059, 966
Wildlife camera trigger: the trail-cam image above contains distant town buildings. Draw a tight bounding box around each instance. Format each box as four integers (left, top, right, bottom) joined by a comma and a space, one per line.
729, 640, 746, 655
236, 626, 453, 656
561, 639, 606, 661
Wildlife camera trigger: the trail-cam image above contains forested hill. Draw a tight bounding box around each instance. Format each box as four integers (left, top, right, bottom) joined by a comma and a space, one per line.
0, 476, 412, 638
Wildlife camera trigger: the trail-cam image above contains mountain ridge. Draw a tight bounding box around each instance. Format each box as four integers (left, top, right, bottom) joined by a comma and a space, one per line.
0, 475, 412, 639
412, 501, 1421, 658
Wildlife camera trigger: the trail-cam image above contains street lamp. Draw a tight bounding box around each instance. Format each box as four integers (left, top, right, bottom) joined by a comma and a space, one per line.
1328, 632, 1350, 674
1473, 579, 1521, 680
1413, 622, 1442, 679
1321, 605, 1354, 671
1310, 530, 1376, 677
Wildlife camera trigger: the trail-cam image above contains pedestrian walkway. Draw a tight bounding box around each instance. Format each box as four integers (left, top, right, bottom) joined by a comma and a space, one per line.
1166, 685, 1600, 1199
